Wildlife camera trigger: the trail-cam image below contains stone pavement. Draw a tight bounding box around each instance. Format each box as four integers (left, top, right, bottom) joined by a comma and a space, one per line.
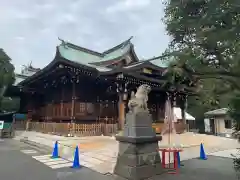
15, 131, 240, 174
209, 148, 239, 159
0, 139, 114, 180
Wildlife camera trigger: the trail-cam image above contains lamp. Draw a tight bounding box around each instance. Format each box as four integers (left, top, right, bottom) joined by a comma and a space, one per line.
58, 64, 64, 68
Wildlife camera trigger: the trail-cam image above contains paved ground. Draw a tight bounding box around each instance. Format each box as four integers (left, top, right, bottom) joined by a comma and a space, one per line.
1, 138, 239, 180
150, 156, 238, 180
0, 139, 113, 180
14, 131, 240, 174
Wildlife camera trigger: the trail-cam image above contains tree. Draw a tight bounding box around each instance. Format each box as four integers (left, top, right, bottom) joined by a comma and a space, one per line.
162, 0, 240, 122
228, 92, 240, 140
163, 0, 240, 89
162, 0, 240, 174
0, 49, 15, 111
0, 97, 20, 112
228, 92, 240, 177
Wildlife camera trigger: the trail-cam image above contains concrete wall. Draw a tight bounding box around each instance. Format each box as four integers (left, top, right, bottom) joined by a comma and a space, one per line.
214, 116, 233, 136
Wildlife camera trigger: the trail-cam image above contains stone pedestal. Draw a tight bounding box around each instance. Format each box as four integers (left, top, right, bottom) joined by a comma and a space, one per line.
114, 111, 164, 180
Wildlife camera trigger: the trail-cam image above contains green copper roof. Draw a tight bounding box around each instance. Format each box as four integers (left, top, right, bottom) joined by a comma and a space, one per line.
146, 56, 168, 68
151, 60, 168, 68
58, 45, 100, 64
56, 37, 168, 73
57, 38, 132, 69
101, 43, 131, 61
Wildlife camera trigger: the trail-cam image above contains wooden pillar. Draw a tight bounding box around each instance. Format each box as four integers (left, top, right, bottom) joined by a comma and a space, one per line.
60, 85, 64, 117
115, 75, 128, 131
27, 93, 33, 122
26, 93, 33, 130
118, 94, 125, 130
71, 80, 76, 123
68, 80, 76, 136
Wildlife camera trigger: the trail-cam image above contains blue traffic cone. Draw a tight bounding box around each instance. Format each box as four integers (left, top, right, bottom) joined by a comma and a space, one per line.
200, 143, 207, 160
72, 146, 81, 169
52, 141, 59, 159
177, 152, 181, 167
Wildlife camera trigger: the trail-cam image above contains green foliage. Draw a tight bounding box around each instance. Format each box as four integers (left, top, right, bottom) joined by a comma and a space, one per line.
163, 0, 240, 120
161, 60, 198, 93
228, 92, 240, 140
0, 49, 15, 87
163, 0, 240, 173
0, 97, 20, 112
163, 0, 240, 87
0, 49, 15, 111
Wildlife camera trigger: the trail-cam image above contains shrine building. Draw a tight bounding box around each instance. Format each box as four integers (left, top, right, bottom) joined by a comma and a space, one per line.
12, 37, 189, 135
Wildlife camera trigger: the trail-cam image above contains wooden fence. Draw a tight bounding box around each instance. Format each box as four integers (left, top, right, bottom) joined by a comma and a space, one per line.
14, 121, 188, 137
25, 122, 118, 137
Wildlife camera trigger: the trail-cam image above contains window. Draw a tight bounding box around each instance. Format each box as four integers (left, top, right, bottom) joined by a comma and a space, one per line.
79, 103, 85, 112
224, 120, 232, 129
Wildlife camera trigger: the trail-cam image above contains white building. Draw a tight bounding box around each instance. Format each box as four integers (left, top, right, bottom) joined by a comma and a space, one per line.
14, 64, 40, 86
204, 108, 233, 137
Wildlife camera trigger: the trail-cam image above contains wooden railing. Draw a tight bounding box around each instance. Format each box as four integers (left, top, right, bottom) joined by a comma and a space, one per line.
26, 122, 118, 136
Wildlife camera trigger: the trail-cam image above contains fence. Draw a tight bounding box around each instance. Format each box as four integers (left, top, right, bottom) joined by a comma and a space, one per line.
14, 121, 188, 137
25, 122, 118, 137
14, 120, 27, 130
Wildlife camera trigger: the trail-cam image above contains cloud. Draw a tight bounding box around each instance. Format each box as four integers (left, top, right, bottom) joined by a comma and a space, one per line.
106, 0, 151, 13
57, 14, 77, 24
14, 36, 25, 41
0, 0, 169, 73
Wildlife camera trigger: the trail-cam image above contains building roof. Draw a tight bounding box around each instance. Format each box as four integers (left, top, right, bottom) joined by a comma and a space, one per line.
204, 108, 228, 116
18, 37, 168, 86
14, 75, 27, 86
57, 37, 135, 67
14, 64, 41, 85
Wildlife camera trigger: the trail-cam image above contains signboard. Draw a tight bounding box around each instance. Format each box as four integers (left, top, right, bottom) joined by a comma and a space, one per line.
143, 68, 152, 74
0, 121, 4, 130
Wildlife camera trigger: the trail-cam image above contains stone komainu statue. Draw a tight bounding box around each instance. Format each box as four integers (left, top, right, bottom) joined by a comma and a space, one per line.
128, 84, 151, 113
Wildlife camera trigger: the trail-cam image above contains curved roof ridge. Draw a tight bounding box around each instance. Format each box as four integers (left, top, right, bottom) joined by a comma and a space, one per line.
58, 38, 103, 57
102, 36, 133, 55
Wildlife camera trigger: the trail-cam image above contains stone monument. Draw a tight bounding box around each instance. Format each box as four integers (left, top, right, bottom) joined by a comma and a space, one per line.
114, 84, 164, 180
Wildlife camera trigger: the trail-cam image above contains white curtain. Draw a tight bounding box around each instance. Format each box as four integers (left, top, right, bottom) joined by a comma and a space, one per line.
161, 97, 176, 135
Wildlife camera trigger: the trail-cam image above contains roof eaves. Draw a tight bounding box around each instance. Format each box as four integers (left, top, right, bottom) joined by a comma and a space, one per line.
123, 61, 166, 73
129, 43, 139, 62
204, 108, 229, 116
126, 72, 165, 84
18, 58, 60, 86
60, 57, 98, 72
15, 73, 29, 79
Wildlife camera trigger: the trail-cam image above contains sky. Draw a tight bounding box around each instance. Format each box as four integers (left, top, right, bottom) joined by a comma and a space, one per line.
0, 0, 170, 73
